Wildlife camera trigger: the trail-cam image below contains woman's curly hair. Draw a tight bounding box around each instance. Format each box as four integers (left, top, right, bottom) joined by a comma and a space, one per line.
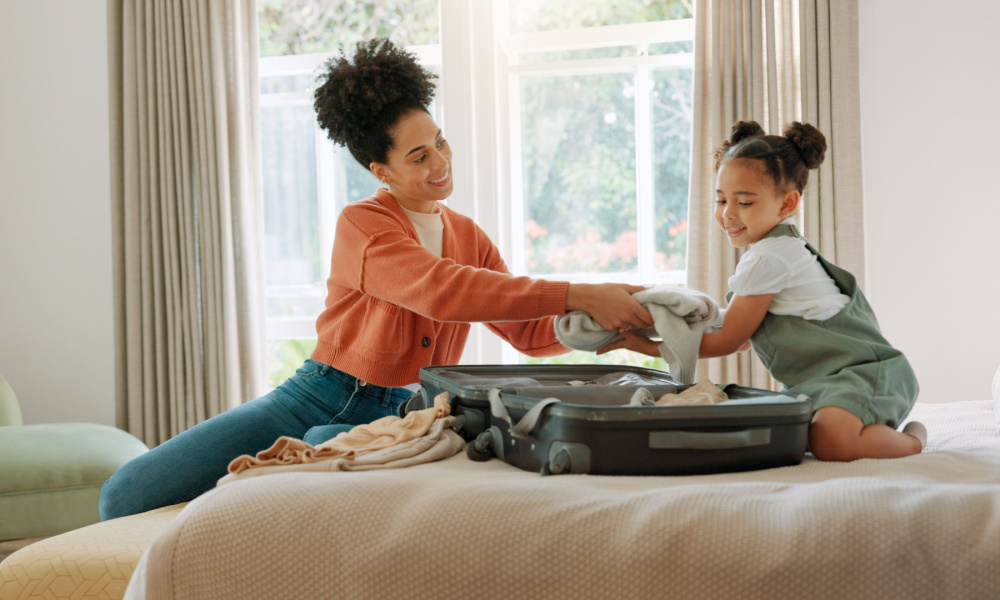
712, 120, 827, 193
314, 38, 437, 168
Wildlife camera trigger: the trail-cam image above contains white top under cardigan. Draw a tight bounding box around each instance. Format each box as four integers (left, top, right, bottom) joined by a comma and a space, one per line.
396, 199, 445, 392
397, 200, 444, 257
728, 218, 850, 321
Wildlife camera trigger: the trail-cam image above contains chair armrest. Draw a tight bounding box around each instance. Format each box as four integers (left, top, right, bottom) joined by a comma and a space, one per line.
0, 374, 23, 427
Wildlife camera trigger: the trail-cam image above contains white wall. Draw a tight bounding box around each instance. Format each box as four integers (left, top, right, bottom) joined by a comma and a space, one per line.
0, 2, 996, 427
0, 2, 115, 425
859, 1, 1000, 402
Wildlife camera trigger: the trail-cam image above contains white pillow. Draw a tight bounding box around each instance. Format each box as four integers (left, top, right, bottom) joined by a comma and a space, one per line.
994, 365, 1000, 433
994, 364, 1000, 402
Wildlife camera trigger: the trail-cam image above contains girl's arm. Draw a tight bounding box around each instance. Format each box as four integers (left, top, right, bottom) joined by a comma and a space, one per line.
698, 293, 772, 358
597, 293, 773, 358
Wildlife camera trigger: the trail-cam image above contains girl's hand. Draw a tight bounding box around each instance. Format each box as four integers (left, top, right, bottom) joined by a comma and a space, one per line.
566, 283, 653, 332
596, 329, 660, 357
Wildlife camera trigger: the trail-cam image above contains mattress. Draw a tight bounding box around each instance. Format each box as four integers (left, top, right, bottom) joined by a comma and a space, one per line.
126, 399, 1000, 600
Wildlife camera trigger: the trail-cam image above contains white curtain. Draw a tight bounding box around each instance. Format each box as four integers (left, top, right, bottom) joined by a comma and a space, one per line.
108, 0, 265, 446
687, 0, 863, 388
799, 0, 865, 276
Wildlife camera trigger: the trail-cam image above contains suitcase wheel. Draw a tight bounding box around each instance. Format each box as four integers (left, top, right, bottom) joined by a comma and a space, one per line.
466, 431, 494, 462
540, 448, 572, 476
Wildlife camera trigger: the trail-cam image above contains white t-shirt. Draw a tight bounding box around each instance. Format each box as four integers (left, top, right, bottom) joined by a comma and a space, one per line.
397, 201, 445, 393
728, 220, 850, 321
398, 201, 444, 257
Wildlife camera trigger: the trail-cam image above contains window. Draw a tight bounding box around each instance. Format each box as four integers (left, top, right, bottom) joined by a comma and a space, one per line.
496, 1, 694, 367
257, 0, 694, 385
258, 0, 442, 386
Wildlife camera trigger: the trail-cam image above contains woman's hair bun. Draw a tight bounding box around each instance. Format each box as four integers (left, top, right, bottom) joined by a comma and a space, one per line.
729, 120, 765, 144
313, 38, 436, 155
783, 122, 827, 169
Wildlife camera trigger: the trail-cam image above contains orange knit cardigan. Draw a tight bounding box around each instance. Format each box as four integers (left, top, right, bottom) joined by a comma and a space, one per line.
311, 188, 569, 387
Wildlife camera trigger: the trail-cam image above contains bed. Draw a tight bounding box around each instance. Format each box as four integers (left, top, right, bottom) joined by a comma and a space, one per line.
114, 395, 1000, 600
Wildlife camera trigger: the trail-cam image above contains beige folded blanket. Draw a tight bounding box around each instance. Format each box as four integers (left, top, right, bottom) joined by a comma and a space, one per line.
218, 392, 464, 485
655, 380, 729, 406
628, 380, 729, 407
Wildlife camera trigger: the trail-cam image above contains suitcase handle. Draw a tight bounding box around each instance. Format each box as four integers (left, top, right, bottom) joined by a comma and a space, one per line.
488, 388, 560, 439
648, 428, 772, 450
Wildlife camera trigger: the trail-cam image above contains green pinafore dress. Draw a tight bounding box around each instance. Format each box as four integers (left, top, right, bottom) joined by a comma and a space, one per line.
727, 224, 919, 427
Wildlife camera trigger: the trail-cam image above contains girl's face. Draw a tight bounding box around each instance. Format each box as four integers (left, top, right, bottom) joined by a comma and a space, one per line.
714, 158, 799, 248
371, 109, 453, 214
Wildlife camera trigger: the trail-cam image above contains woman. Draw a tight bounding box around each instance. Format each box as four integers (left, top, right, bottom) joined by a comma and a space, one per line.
99, 38, 652, 520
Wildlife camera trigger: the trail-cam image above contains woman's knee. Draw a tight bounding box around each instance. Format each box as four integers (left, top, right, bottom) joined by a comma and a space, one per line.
98, 465, 141, 521
303, 423, 353, 446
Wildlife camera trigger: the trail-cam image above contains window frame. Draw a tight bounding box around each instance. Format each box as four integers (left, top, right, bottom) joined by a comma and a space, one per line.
258, 45, 443, 346
488, 5, 694, 362
500, 22, 695, 283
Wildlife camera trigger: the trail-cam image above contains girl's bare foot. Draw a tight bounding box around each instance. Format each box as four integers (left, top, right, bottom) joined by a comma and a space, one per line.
902, 421, 927, 451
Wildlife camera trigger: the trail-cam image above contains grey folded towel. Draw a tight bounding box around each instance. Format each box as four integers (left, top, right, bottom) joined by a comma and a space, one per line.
554, 285, 724, 384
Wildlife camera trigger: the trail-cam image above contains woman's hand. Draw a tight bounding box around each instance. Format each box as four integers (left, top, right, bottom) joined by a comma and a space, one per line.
566, 283, 653, 332
596, 329, 660, 357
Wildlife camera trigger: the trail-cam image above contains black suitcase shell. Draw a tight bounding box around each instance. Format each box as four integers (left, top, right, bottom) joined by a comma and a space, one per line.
403, 364, 812, 476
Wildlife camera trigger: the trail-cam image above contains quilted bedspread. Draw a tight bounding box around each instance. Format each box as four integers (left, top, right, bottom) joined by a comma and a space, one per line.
129, 400, 1000, 600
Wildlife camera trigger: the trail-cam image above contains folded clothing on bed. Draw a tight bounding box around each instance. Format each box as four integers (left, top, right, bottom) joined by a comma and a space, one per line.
554, 285, 723, 384
218, 392, 464, 485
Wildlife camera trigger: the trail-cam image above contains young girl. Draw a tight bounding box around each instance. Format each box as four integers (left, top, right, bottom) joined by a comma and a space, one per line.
99, 39, 653, 520
601, 120, 925, 461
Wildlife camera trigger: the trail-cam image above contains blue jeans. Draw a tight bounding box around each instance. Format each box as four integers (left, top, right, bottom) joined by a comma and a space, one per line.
99, 360, 414, 520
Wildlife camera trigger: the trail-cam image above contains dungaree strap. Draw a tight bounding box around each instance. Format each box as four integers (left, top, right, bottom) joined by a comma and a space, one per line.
763, 223, 801, 240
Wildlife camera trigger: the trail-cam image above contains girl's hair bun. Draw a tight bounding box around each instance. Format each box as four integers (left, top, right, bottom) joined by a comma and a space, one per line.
730, 120, 765, 144
713, 120, 766, 169
783, 122, 827, 169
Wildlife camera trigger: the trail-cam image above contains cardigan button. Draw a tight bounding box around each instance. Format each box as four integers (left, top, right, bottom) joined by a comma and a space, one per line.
421, 336, 431, 348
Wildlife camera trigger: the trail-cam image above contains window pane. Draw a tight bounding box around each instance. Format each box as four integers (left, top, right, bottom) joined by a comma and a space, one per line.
520, 72, 637, 276
649, 40, 693, 56
509, 0, 693, 34
260, 73, 314, 94
520, 46, 636, 65
259, 0, 440, 57
266, 339, 318, 388
261, 103, 322, 306
652, 66, 693, 274
339, 151, 382, 209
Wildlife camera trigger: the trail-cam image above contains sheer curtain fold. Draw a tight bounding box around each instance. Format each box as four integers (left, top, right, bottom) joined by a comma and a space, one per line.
688, 0, 862, 388
109, 0, 264, 446
800, 0, 865, 277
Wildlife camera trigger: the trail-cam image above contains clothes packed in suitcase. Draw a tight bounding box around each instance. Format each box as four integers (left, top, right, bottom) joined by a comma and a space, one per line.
400, 365, 811, 476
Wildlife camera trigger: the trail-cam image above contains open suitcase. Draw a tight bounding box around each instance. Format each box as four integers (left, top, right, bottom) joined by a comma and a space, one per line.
400, 364, 811, 476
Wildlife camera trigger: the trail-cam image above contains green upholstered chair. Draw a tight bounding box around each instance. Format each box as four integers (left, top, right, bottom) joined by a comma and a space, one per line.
0, 375, 22, 427
0, 374, 148, 541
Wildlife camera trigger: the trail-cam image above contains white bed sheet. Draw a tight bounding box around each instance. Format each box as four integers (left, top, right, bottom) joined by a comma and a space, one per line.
126, 400, 1000, 600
